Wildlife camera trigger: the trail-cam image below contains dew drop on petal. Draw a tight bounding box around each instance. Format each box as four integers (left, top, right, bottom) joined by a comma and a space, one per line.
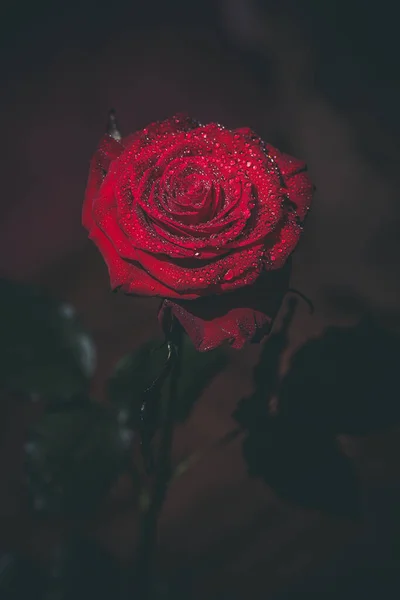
223, 269, 234, 281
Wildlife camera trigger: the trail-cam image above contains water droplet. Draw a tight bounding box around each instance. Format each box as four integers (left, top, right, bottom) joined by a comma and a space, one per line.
224, 269, 234, 281
194, 251, 200, 257
246, 161, 252, 167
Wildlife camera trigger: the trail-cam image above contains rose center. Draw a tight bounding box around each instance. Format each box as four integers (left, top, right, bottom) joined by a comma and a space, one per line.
163, 166, 221, 224
174, 174, 207, 204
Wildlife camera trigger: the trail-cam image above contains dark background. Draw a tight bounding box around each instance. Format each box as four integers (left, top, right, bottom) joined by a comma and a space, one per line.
1, 1, 400, 598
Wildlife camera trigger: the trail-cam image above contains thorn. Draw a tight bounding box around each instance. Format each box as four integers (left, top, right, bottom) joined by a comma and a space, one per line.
107, 108, 122, 141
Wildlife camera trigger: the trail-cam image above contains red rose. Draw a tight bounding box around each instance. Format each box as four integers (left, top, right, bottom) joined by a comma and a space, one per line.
83, 115, 313, 351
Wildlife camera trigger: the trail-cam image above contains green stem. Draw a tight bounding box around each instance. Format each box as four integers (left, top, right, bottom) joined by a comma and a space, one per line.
135, 324, 183, 598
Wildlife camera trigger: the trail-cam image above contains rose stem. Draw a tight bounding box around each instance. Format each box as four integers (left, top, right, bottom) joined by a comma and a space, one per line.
135, 319, 183, 598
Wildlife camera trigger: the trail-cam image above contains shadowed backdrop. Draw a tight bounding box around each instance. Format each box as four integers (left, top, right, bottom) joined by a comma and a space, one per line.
1, 1, 399, 598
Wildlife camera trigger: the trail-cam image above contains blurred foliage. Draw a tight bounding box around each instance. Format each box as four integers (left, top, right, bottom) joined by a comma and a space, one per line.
0, 278, 164, 597
0, 277, 227, 520
0, 279, 95, 400
108, 338, 169, 444
44, 538, 123, 600
0, 553, 46, 600
277, 318, 400, 434
0, 541, 123, 600
25, 402, 132, 516
0, 278, 133, 518
108, 333, 228, 469
235, 298, 361, 517
108, 333, 228, 425
234, 297, 297, 427
241, 415, 360, 517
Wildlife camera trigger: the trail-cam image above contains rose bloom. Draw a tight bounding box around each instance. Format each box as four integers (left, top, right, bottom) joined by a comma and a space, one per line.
83, 115, 313, 351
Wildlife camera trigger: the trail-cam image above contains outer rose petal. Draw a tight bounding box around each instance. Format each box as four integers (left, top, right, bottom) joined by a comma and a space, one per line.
132, 244, 264, 297
159, 265, 291, 351
284, 170, 314, 221
264, 216, 303, 270
83, 135, 125, 229
265, 144, 313, 221
89, 225, 176, 297
120, 114, 200, 171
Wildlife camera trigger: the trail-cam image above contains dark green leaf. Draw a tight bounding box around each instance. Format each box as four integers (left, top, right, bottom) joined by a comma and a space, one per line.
107, 339, 168, 419
0, 279, 95, 400
242, 417, 360, 517
278, 318, 400, 434
107, 339, 169, 468
235, 297, 361, 516
25, 402, 129, 515
234, 297, 297, 428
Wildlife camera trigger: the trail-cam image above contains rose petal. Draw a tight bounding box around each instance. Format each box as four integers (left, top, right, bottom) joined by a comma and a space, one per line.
284, 171, 314, 221
265, 145, 307, 179
133, 244, 264, 296
127, 113, 200, 144
234, 132, 313, 222
82, 135, 125, 230
264, 215, 303, 270
121, 114, 201, 180
265, 144, 313, 221
89, 225, 177, 297
159, 265, 291, 351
